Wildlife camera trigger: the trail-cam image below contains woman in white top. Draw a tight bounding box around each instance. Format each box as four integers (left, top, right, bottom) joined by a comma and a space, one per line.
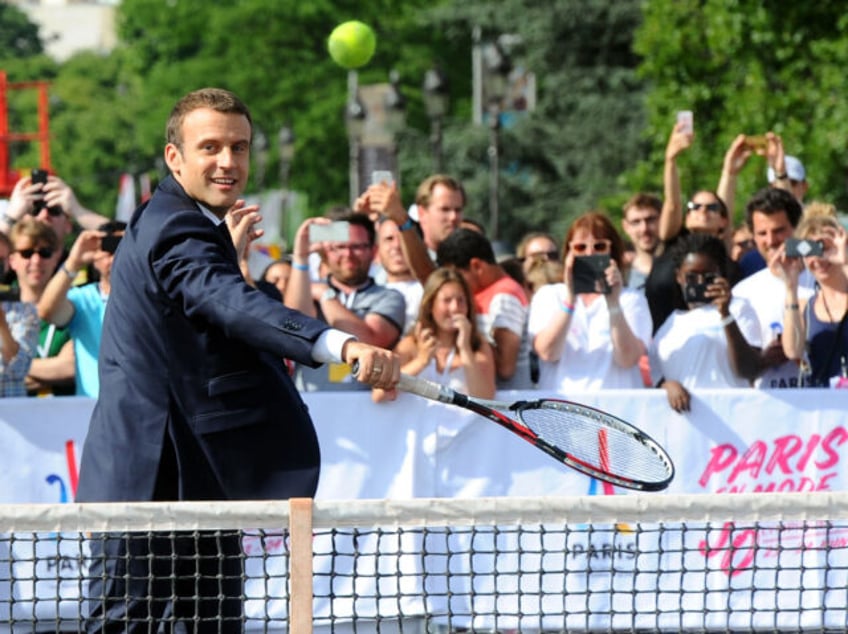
649, 233, 761, 412
528, 211, 651, 393
373, 267, 495, 402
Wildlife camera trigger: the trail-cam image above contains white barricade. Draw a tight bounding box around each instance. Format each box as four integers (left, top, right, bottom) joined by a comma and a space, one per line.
0, 389, 846, 630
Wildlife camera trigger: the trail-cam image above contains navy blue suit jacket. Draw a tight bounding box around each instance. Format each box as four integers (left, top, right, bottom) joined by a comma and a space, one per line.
77, 176, 329, 502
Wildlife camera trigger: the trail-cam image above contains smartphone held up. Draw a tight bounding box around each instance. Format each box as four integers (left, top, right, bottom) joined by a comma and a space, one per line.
676, 110, 694, 135
309, 221, 350, 244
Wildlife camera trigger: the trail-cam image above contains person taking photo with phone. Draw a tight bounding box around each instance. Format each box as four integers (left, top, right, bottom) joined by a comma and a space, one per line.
285, 212, 406, 391
649, 233, 761, 412
778, 209, 848, 387
528, 211, 650, 393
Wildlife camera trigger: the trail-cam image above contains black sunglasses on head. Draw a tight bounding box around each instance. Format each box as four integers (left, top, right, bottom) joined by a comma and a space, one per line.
15, 247, 55, 259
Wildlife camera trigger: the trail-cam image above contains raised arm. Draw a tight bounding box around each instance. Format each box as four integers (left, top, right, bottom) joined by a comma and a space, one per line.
363, 183, 435, 284
38, 230, 104, 326
659, 122, 694, 242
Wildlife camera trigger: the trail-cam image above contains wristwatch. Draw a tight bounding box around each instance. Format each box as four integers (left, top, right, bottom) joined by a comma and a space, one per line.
321, 287, 339, 303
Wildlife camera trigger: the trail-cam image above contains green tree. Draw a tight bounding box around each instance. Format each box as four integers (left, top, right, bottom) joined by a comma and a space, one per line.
0, 4, 43, 58
426, 0, 647, 245
633, 0, 848, 220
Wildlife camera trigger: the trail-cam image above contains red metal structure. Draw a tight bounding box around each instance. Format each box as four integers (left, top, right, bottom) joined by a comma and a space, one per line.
0, 70, 52, 197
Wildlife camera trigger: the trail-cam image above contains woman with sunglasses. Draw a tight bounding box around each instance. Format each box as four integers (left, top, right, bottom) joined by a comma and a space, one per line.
779, 211, 848, 387
645, 190, 734, 333
528, 211, 651, 393
649, 233, 761, 412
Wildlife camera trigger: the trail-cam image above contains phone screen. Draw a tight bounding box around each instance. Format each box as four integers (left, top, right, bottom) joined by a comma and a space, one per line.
785, 238, 824, 258
309, 221, 350, 244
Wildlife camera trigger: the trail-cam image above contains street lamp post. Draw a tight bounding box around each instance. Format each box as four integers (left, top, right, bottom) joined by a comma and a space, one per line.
487, 99, 501, 240
384, 70, 407, 183
277, 124, 295, 242
422, 67, 449, 173
345, 70, 367, 205
253, 127, 268, 190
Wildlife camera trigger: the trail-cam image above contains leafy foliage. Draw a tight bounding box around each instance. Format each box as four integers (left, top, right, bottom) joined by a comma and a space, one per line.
634, 0, 848, 221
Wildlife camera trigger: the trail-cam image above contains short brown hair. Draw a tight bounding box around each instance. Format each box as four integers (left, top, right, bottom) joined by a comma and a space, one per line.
415, 174, 466, 208
9, 216, 59, 251
563, 211, 626, 268
622, 193, 662, 216
166, 88, 252, 149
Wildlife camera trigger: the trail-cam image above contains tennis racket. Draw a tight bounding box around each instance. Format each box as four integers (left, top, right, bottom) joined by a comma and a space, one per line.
357, 363, 674, 491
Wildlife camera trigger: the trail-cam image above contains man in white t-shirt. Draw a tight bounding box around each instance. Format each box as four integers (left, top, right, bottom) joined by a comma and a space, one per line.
733, 187, 814, 388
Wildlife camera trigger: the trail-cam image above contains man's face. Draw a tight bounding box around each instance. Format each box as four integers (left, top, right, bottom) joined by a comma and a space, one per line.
751, 210, 794, 264
325, 224, 375, 286
623, 206, 660, 254
418, 184, 463, 250
377, 220, 410, 277
164, 107, 251, 216
9, 237, 60, 293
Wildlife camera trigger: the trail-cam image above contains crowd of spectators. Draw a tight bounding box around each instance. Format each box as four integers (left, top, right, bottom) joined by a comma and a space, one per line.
2, 119, 847, 401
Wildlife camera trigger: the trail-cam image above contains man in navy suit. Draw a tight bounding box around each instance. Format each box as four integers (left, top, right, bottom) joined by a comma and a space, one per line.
77, 87, 399, 632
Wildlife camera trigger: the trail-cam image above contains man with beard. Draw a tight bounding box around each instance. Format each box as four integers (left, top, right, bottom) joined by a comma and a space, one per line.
290, 213, 406, 391
621, 193, 662, 290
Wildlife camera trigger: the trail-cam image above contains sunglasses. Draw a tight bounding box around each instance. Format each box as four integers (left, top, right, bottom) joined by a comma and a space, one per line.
570, 240, 610, 254
28, 205, 64, 217
687, 201, 722, 214
15, 247, 55, 259
521, 250, 560, 262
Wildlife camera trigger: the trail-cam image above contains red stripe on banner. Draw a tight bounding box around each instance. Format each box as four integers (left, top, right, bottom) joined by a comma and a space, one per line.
65, 440, 79, 499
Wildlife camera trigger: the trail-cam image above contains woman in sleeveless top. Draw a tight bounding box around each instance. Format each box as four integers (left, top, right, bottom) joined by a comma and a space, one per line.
373, 267, 495, 402
780, 210, 848, 387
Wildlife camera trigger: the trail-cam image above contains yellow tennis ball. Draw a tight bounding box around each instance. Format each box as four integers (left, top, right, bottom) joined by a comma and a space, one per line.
327, 21, 376, 70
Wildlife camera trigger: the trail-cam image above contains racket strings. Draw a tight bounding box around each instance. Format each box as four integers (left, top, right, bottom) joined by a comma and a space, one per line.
517, 403, 671, 484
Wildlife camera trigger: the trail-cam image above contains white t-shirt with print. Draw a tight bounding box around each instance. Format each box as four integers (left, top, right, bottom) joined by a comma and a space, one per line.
732, 267, 815, 389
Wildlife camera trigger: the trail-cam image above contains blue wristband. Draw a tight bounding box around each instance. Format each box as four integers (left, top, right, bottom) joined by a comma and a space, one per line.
398, 217, 415, 232
292, 261, 309, 272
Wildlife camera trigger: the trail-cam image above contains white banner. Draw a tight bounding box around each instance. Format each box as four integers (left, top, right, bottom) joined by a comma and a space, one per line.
0, 389, 847, 630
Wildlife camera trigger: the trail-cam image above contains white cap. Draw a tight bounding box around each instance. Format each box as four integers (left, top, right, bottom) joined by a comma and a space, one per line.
767, 155, 806, 183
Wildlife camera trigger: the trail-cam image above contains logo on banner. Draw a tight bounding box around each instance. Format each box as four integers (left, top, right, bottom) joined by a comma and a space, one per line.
45, 440, 79, 503
697, 426, 848, 576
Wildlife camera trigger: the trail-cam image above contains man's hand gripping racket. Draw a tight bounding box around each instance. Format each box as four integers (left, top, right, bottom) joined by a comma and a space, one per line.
354, 362, 674, 491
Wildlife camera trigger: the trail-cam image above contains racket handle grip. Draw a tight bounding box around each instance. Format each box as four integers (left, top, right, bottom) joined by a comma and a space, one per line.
397, 372, 455, 403
350, 360, 455, 403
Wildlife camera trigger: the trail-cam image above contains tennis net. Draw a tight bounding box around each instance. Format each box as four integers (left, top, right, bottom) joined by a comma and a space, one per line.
1, 491, 848, 632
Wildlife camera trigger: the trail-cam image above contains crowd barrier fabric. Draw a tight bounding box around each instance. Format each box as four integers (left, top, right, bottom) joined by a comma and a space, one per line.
0, 388, 846, 630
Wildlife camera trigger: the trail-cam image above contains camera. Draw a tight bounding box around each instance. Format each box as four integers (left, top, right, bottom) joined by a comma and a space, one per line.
572, 254, 610, 295
785, 238, 824, 258
683, 272, 717, 304
370, 170, 394, 186
101, 234, 122, 254
745, 135, 767, 152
